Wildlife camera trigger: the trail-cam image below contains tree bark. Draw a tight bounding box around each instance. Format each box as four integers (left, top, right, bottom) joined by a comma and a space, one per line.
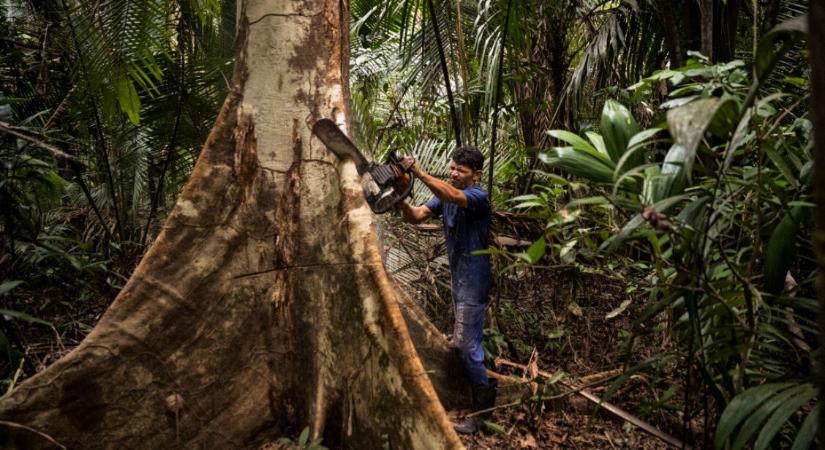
0, 1, 469, 448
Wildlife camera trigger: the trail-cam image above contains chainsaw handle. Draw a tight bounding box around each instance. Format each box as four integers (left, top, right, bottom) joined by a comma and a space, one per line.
398, 168, 416, 200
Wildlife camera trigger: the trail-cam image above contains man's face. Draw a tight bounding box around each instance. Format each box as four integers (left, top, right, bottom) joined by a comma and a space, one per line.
449, 161, 480, 189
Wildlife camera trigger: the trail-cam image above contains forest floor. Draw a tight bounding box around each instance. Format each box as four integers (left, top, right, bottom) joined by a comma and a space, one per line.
442, 282, 690, 450
385, 214, 698, 449
3, 214, 699, 449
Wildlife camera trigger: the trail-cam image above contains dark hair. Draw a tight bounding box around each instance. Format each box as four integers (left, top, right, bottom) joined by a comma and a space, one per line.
451, 145, 484, 171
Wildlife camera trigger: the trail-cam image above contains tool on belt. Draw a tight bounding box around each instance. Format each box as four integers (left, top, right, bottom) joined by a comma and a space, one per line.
312, 118, 415, 214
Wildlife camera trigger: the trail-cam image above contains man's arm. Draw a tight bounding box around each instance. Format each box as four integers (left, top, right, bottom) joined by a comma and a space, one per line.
402, 157, 468, 208
396, 201, 432, 224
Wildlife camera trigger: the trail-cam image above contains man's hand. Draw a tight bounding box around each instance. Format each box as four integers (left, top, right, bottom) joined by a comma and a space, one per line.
398, 154, 468, 208
400, 155, 416, 170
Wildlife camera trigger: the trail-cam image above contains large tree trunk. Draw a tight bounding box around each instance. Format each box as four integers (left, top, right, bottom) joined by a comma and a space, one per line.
0, 1, 468, 448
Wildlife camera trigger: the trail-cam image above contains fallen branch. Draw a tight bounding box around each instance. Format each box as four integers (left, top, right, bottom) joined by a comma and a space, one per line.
467, 370, 622, 417
0, 420, 67, 449
579, 368, 622, 385
494, 358, 691, 450
0, 120, 76, 161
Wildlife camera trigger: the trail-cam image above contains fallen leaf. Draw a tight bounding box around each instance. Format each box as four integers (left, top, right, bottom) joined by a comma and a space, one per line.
519, 433, 537, 448
605, 299, 633, 319
567, 302, 583, 317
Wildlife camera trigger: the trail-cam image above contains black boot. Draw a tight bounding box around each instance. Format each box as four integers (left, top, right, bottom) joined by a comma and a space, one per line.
454, 379, 498, 435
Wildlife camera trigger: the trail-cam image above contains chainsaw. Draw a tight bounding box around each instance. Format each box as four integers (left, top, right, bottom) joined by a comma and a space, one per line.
312, 118, 415, 214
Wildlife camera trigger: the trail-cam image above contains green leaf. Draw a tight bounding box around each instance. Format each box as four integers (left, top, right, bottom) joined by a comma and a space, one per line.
545, 369, 566, 384
548, 130, 598, 154
601, 194, 689, 252
585, 131, 608, 156
0, 280, 24, 297
627, 127, 664, 149
787, 201, 815, 209
639, 292, 681, 323
659, 98, 736, 199
565, 196, 610, 208
0, 309, 54, 327
298, 427, 310, 445
801, 160, 813, 188
785, 77, 807, 88
614, 152, 656, 186
116, 75, 142, 125
613, 134, 658, 179
509, 194, 540, 203
756, 16, 808, 82
601, 100, 640, 163
715, 383, 795, 449
540, 147, 615, 183
763, 207, 802, 295
483, 421, 506, 434
707, 97, 740, 138
765, 145, 799, 188
731, 384, 812, 450
723, 108, 754, 173
754, 383, 816, 450
544, 327, 565, 339
791, 406, 818, 450
675, 196, 709, 230
559, 239, 577, 263
526, 237, 546, 264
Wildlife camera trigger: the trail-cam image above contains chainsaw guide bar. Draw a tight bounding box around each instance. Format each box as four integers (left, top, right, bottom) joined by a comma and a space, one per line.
311, 119, 371, 174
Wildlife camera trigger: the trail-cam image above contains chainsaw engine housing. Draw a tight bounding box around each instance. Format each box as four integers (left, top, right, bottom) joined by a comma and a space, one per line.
361, 153, 414, 214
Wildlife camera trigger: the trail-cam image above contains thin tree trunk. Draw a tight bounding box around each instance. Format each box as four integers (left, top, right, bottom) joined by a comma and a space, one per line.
142, 17, 187, 246
759, 0, 781, 37
0, 1, 474, 448
682, 0, 702, 55
453, 0, 472, 133
60, 0, 124, 242
488, 0, 512, 196
656, 0, 683, 67
426, 0, 462, 147
699, 0, 714, 58
712, 0, 738, 61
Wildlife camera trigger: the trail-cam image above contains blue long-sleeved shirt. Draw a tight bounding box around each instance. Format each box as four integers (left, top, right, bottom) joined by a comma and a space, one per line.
425, 186, 491, 303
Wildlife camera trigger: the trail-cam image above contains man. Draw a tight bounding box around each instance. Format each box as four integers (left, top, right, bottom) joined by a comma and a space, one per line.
397, 146, 496, 435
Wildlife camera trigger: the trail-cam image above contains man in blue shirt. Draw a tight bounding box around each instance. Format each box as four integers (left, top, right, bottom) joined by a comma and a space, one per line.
397, 146, 495, 434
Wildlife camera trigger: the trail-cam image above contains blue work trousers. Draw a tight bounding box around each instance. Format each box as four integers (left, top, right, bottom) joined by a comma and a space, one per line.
452, 275, 490, 386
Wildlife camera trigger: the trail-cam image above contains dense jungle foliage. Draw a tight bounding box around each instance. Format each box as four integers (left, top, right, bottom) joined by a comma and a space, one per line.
0, 0, 818, 448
